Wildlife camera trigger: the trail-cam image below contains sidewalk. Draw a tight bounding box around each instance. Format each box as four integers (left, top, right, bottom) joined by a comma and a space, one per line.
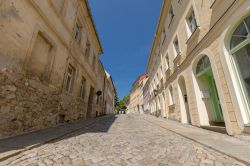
0, 115, 112, 162
143, 115, 250, 165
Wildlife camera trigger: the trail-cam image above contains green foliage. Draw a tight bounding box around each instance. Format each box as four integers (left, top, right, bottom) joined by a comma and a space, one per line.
113, 89, 130, 112
117, 95, 130, 111
114, 88, 120, 111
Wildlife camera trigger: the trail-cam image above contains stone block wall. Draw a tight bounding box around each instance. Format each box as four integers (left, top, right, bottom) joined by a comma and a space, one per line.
59, 94, 87, 122
168, 105, 181, 122
0, 69, 89, 139
0, 69, 60, 138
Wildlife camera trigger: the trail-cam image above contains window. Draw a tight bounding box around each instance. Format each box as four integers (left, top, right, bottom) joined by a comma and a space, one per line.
169, 85, 174, 105
186, 10, 197, 34
173, 37, 181, 55
157, 72, 160, 82
162, 28, 166, 45
160, 66, 163, 79
74, 23, 82, 43
169, 4, 174, 22
85, 40, 91, 56
230, 16, 250, 49
79, 77, 86, 99
165, 54, 170, 69
196, 56, 211, 75
92, 55, 96, 69
65, 65, 75, 92
27, 32, 53, 79
230, 15, 250, 119
96, 96, 99, 104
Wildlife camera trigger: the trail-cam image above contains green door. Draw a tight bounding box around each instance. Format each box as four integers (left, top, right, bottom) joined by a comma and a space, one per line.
196, 56, 224, 122
206, 69, 224, 122
197, 67, 224, 122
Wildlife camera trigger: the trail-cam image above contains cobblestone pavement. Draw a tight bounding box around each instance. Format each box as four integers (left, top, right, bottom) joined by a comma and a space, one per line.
0, 114, 246, 166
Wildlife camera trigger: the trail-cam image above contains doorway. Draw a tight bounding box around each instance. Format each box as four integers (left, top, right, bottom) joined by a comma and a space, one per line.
87, 87, 95, 118
178, 76, 191, 124
195, 56, 224, 126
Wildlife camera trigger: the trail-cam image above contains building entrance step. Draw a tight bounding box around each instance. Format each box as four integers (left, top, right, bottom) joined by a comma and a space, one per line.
201, 125, 227, 134
209, 121, 225, 126
244, 124, 250, 134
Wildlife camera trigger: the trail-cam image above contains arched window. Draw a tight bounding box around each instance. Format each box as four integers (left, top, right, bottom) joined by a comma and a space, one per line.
230, 14, 250, 117
196, 56, 210, 75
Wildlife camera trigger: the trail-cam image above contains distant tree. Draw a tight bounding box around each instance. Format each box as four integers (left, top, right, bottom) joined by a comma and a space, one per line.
123, 95, 130, 105
114, 88, 120, 111
118, 95, 130, 111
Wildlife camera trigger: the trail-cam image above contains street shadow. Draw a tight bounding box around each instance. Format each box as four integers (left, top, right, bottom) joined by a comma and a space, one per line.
0, 114, 117, 156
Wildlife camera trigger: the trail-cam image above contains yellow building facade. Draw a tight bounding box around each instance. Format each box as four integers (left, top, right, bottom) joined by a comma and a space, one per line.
146, 0, 250, 135
128, 74, 148, 114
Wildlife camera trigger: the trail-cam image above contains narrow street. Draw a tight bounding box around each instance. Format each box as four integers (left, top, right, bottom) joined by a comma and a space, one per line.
0, 114, 247, 166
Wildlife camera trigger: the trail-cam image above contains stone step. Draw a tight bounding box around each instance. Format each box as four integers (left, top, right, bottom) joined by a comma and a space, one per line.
201, 126, 227, 134
244, 125, 250, 134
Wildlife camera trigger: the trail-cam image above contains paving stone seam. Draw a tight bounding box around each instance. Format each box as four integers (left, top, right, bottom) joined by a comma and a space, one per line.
142, 117, 250, 166
0, 115, 114, 163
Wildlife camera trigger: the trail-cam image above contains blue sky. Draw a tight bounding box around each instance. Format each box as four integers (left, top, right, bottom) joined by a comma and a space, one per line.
89, 0, 162, 99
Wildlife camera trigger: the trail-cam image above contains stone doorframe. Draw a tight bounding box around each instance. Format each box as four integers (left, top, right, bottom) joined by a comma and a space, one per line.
190, 49, 234, 135
177, 75, 191, 124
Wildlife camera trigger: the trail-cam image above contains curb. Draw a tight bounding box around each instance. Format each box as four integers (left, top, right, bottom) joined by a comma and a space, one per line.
143, 117, 250, 166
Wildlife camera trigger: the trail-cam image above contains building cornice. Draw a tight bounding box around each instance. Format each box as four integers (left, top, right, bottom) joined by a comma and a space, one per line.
165, 0, 237, 85
83, 0, 104, 55
146, 0, 170, 72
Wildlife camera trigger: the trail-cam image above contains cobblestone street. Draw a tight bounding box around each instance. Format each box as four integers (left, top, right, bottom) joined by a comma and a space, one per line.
0, 115, 247, 166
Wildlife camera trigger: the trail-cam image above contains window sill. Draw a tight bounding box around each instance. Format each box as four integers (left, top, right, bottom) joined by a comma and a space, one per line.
165, 68, 171, 78
168, 104, 175, 110
173, 52, 181, 64
186, 26, 200, 44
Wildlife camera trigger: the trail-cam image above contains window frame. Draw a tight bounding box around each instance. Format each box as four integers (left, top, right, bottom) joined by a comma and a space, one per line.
169, 4, 175, 25
173, 36, 181, 56
168, 85, 174, 105
229, 15, 250, 122
65, 64, 75, 93
79, 77, 86, 99
74, 22, 82, 44
85, 40, 91, 57
186, 9, 198, 36
165, 53, 170, 70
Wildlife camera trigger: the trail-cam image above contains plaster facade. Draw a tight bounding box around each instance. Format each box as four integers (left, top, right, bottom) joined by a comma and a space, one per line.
127, 74, 148, 114
0, 0, 115, 139
146, 0, 250, 135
